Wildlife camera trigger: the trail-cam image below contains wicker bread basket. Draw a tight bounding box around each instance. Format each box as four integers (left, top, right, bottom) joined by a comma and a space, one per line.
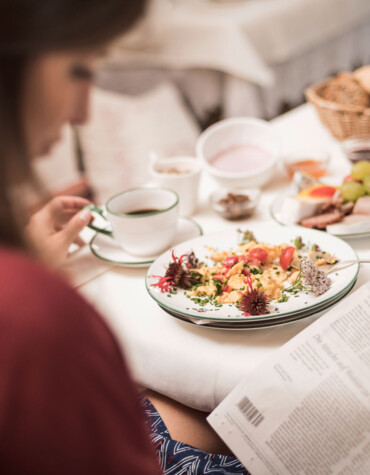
305, 80, 370, 141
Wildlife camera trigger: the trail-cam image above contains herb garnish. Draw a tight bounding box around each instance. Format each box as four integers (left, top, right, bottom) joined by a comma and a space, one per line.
237, 228, 256, 245
294, 236, 304, 250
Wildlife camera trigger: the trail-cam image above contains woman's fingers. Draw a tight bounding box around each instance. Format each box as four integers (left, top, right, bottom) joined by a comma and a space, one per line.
59, 195, 91, 210
57, 208, 91, 248
27, 198, 93, 268
73, 236, 86, 247
50, 196, 92, 225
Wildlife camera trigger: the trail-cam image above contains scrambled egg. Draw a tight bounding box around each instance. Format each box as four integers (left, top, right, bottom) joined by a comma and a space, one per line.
185, 237, 337, 310
189, 240, 295, 304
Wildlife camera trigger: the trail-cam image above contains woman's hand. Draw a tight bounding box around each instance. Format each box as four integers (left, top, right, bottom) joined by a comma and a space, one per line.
26, 196, 92, 267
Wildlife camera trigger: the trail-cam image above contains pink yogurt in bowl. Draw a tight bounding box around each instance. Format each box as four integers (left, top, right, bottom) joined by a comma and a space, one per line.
196, 117, 280, 188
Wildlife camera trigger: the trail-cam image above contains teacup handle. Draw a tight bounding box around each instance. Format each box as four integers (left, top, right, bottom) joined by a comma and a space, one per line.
84, 204, 113, 237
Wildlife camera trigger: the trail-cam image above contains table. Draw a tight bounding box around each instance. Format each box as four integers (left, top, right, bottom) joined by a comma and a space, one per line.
69, 104, 370, 412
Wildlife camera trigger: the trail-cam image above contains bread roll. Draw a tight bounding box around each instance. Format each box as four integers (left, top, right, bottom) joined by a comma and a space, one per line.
321, 72, 370, 107
354, 65, 370, 95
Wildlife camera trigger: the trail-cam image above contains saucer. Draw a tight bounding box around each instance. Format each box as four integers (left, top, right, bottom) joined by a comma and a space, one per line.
89, 217, 203, 267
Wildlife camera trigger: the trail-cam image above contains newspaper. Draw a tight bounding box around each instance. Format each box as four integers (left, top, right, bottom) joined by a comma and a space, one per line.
208, 282, 370, 475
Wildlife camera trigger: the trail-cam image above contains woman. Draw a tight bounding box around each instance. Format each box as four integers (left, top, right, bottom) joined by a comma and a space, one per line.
0, 2, 162, 473
0, 1, 248, 473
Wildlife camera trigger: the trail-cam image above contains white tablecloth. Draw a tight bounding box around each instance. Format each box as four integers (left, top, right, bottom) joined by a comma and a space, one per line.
68, 104, 370, 412
101, 0, 370, 121
112, 0, 370, 84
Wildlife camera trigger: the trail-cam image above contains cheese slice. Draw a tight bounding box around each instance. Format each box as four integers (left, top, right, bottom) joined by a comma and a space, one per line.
279, 196, 320, 224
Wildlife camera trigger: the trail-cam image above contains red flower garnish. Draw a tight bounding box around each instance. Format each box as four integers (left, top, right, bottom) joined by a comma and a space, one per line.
150, 276, 173, 293
150, 251, 201, 293
238, 275, 269, 316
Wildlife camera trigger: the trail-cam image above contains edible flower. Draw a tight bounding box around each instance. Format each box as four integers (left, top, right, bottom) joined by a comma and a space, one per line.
238, 275, 270, 316
299, 258, 331, 296
284, 257, 331, 297
151, 251, 201, 293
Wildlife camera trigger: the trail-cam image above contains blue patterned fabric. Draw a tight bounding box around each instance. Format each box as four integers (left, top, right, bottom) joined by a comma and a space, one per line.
141, 396, 250, 475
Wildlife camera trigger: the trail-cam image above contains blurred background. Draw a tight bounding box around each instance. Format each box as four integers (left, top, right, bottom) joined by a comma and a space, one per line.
32, 0, 370, 206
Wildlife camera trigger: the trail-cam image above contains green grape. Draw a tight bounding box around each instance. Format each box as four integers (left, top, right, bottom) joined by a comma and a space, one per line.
363, 175, 370, 194
351, 161, 370, 181
340, 181, 366, 202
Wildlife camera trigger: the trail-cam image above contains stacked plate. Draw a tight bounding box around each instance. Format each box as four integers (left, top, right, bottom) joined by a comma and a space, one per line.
146, 225, 359, 330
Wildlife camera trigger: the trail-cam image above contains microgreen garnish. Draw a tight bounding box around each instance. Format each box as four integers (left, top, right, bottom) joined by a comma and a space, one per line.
277, 294, 289, 303
293, 236, 304, 250
237, 228, 256, 245
250, 267, 263, 275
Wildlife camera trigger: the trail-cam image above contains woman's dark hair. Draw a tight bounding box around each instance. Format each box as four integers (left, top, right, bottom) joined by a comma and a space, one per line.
0, 0, 147, 248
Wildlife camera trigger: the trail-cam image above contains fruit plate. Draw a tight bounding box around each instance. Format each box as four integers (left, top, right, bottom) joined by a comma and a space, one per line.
146, 224, 359, 325
270, 184, 370, 240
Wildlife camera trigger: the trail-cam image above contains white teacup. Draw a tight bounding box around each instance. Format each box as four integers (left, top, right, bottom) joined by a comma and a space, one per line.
148, 156, 202, 216
87, 187, 179, 256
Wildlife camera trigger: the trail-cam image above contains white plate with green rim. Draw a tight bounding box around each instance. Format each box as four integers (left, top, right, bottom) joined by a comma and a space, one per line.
90, 217, 203, 267
157, 278, 356, 329
146, 224, 359, 324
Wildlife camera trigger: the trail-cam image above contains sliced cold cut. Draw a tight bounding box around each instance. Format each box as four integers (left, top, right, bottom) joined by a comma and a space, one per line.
300, 210, 343, 229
